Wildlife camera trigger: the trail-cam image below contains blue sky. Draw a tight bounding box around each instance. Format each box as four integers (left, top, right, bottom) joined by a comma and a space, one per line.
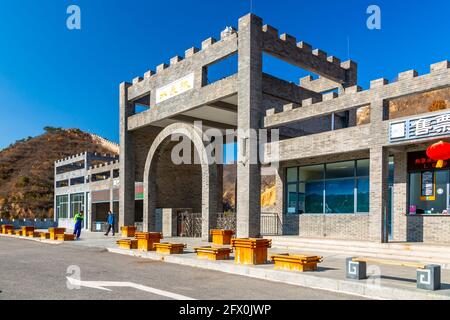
0, 0, 449, 152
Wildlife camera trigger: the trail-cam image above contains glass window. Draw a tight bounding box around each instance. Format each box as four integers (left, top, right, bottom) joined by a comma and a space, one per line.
70, 193, 85, 218
300, 165, 325, 214
326, 161, 355, 179
357, 159, 370, 177
286, 159, 370, 215
56, 195, 69, 219
409, 170, 448, 215
305, 180, 324, 213
357, 177, 370, 213
299, 165, 324, 181
325, 178, 355, 213
287, 184, 297, 214
287, 168, 298, 183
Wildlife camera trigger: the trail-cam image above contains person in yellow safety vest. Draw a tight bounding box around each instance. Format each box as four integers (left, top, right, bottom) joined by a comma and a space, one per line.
73, 211, 84, 240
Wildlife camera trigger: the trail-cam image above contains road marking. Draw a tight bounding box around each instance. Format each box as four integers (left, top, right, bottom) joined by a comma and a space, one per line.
66, 277, 196, 300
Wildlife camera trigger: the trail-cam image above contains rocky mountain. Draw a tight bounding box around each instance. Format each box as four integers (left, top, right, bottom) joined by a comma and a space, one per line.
222, 164, 276, 211
0, 128, 118, 220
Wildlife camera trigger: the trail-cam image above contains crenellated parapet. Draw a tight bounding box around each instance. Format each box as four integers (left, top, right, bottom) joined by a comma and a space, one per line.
261, 24, 357, 87
127, 27, 238, 101
265, 60, 450, 127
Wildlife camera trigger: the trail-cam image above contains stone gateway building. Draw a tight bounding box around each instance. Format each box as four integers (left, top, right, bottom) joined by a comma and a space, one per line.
59, 14, 450, 244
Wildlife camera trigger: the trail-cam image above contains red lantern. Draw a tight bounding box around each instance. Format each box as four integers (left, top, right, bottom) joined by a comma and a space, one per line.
426, 141, 450, 168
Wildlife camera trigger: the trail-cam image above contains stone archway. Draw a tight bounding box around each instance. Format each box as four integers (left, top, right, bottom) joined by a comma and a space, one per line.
143, 123, 218, 240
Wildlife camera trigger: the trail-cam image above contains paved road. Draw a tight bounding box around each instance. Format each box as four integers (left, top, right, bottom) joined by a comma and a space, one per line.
0, 237, 363, 300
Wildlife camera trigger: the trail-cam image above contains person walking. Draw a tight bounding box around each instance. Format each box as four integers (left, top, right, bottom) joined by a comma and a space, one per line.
73, 211, 84, 240
104, 210, 116, 236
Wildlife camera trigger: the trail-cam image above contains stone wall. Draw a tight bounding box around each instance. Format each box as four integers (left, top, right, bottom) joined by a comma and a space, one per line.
405, 215, 450, 244
283, 214, 370, 240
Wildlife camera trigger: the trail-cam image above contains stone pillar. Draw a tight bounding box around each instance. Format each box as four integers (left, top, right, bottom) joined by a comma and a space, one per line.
236, 14, 263, 238
90, 201, 96, 232
119, 82, 136, 228
275, 166, 285, 224
162, 208, 177, 237
109, 169, 114, 212
392, 151, 408, 242
369, 146, 390, 243
217, 164, 224, 213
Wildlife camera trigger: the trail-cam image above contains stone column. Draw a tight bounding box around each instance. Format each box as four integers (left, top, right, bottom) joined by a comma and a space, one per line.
236, 14, 263, 238
119, 82, 136, 228
217, 164, 224, 213
275, 166, 285, 224
369, 146, 390, 242
392, 151, 408, 242
109, 168, 115, 213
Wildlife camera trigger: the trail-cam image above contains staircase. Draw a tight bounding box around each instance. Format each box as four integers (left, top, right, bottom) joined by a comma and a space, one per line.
265, 236, 450, 269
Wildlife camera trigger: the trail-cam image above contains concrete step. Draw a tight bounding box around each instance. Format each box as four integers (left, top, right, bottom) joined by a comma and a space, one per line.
269, 241, 450, 259
266, 237, 450, 268
267, 237, 450, 254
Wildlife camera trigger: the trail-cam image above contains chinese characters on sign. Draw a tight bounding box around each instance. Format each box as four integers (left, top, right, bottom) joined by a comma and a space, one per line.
390, 111, 450, 143
155, 73, 195, 104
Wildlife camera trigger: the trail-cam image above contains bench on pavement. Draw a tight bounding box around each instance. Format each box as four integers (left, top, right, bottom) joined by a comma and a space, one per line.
271, 254, 323, 272
121, 226, 136, 238
154, 243, 186, 255
135, 232, 163, 251
21, 226, 35, 237
48, 228, 66, 240
28, 231, 40, 238
346, 257, 441, 291
194, 247, 232, 261
14, 230, 22, 236
56, 234, 76, 241
231, 238, 272, 265
40, 232, 50, 239
116, 239, 138, 250
1, 225, 14, 234
210, 229, 234, 245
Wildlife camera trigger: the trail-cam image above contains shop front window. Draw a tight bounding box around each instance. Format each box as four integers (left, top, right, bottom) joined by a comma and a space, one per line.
300, 165, 324, 214
325, 161, 355, 214
286, 160, 370, 215
409, 170, 449, 215
56, 195, 69, 219
70, 193, 85, 218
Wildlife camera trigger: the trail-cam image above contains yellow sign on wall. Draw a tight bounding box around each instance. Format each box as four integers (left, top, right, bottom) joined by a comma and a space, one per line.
155, 73, 195, 104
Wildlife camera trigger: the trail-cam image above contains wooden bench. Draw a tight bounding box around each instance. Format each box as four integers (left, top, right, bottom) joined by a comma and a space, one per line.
116, 239, 138, 250
194, 247, 232, 261
56, 234, 76, 241
210, 229, 234, 245
271, 254, 323, 272
40, 232, 50, 240
1, 225, 14, 234
346, 257, 441, 291
154, 243, 186, 255
121, 226, 136, 238
231, 238, 272, 265
7, 229, 15, 235
28, 231, 41, 238
21, 226, 35, 237
135, 232, 163, 251
49, 228, 66, 240
14, 230, 22, 236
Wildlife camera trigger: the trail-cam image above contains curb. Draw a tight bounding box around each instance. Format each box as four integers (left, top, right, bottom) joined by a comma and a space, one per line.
106, 247, 450, 300
0, 233, 62, 245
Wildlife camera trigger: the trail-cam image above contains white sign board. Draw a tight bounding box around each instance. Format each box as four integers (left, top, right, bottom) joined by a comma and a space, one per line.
155, 73, 195, 104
